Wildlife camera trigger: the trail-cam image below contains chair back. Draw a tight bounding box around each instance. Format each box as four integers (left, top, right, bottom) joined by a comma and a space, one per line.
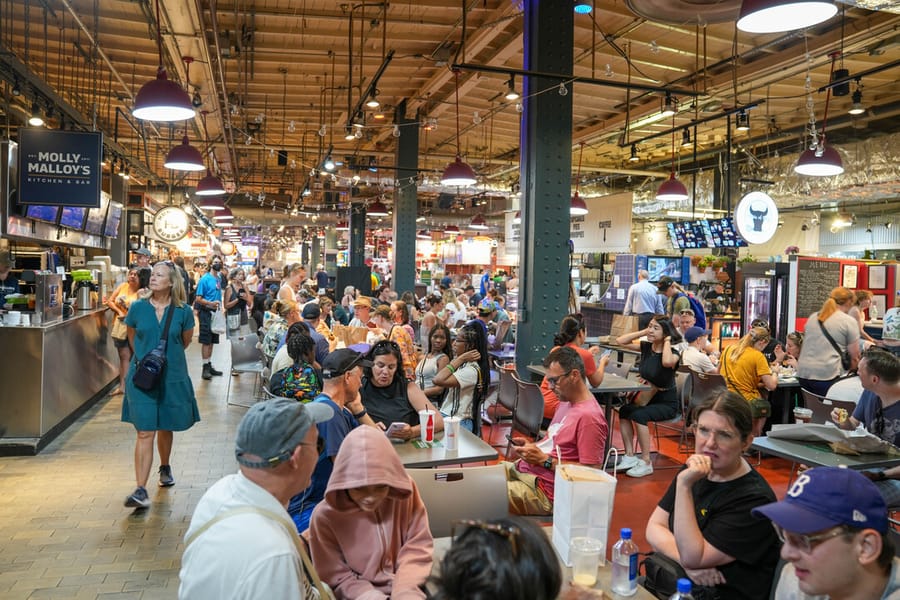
490, 320, 511, 350
689, 370, 728, 415
497, 366, 518, 413
230, 334, 266, 372
406, 464, 509, 538
510, 373, 545, 445
800, 388, 857, 424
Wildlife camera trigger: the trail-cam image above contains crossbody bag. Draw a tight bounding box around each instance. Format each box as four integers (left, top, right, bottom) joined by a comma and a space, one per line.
132, 304, 175, 391
184, 505, 335, 599
816, 318, 852, 371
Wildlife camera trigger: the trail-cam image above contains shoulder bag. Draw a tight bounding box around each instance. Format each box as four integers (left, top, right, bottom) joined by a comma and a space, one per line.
132, 304, 175, 391
226, 285, 242, 331
817, 318, 852, 371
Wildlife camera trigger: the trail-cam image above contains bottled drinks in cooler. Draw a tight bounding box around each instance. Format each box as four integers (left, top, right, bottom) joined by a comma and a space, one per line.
610, 527, 639, 596
669, 578, 694, 599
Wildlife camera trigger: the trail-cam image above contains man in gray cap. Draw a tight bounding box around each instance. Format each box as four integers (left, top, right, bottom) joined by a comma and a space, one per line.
132, 247, 152, 269
179, 398, 334, 599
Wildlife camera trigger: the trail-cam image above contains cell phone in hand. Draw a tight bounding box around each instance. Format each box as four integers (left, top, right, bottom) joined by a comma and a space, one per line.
385, 422, 407, 436
505, 434, 525, 446
601, 349, 612, 358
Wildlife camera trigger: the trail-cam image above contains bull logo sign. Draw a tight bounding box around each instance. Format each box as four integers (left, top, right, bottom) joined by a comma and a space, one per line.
734, 191, 779, 245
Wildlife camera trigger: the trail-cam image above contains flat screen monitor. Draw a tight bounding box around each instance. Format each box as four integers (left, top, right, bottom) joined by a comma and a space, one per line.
84, 196, 109, 235
103, 202, 123, 238
25, 205, 60, 224
671, 221, 705, 249
647, 256, 683, 282
708, 217, 748, 247
666, 223, 683, 249
59, 206, 88, 230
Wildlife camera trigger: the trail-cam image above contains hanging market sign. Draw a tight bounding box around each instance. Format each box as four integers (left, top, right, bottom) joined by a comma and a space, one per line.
17, 129, 102, 207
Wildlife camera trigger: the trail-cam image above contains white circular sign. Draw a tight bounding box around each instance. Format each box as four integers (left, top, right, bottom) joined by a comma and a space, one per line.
152, 206, 190, 242
734, 191, 779, 245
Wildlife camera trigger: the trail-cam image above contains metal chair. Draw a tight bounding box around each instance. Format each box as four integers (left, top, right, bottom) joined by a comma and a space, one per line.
647, 369, 694, 468
799, 388, 857, 424
405, 464, 509, 538
226, 333, 267, 408
490, 320, 511, 350
604, 360, 631, 379
508, 372, 545, 459
487, 364, 518, 447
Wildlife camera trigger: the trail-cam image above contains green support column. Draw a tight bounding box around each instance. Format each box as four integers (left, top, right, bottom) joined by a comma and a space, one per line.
349, 203, 366, 268
392, 100, 419, 297
515, 0, 574, 376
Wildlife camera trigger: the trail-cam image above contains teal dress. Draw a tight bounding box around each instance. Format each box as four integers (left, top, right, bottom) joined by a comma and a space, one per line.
122, 299, 199, 431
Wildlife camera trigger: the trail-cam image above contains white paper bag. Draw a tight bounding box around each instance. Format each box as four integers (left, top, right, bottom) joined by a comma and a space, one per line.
551, 464, 617, 567
211, 308, 227, 334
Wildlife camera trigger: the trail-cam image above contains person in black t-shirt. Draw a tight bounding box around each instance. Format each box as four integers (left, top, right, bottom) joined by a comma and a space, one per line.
646, 390, 780, 600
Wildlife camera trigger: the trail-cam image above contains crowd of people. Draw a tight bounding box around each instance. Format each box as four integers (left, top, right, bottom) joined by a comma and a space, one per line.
110, 252, 900, 600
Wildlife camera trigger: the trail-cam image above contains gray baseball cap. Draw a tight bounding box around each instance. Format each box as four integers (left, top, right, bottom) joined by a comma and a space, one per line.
235, 398, 333, 468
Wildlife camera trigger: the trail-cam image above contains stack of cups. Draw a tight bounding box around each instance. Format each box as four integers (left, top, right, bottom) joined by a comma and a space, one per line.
444, 416, 460, 451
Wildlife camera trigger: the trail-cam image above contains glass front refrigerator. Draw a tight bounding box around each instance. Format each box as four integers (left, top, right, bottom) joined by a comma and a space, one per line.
740, 262, 791, 343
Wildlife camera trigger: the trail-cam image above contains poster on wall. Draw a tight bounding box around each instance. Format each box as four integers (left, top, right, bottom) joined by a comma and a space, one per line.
842, 264, 858, 289
17, 129, 102, 207
869, 265, 887, 289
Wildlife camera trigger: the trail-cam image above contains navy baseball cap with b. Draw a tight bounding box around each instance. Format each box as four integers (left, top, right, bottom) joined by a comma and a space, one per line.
235, 398, 333, 468
752, 466, 888, 534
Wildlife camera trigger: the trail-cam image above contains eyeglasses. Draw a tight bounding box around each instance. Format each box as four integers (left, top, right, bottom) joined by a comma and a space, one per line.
546, 370, 574, 387
773, 524, 848, 554
693, 424, 739, 443
450, 519, 519, 557
680, 310, 695, 316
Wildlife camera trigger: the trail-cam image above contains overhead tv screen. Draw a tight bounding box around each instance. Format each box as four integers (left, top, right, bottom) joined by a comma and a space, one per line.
59, 206, 87, 230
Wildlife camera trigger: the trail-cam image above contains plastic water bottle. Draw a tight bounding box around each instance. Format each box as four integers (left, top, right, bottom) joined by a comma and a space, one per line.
610, 527, 639, 596
669, 578, 694, 599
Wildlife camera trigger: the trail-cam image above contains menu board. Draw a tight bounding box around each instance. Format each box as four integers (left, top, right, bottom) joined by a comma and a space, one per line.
25, 205, 60, 223
84, 195, 109, 235
796, 259, 842, 318
666, 223, 684, 249
707, 217, 748, 247
103, 202, 123, 238
59, 206, 87, 230
668, 222, 707, 249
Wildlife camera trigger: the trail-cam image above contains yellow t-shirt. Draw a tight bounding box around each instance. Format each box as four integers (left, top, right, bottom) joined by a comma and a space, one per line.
721, 346, 770, 401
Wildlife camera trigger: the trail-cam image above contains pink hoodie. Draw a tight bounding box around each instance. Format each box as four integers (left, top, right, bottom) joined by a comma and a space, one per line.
309, 426, 433, 600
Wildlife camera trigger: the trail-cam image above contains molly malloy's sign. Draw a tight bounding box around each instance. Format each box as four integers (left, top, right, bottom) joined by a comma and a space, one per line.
17, 129, 102, 207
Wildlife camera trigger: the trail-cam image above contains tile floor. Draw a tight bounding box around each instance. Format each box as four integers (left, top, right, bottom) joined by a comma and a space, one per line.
0, 340, 797, 599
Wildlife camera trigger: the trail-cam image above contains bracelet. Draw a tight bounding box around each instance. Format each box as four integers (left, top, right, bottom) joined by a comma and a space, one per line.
446, 364, 456, 374
352, 409, 367, 420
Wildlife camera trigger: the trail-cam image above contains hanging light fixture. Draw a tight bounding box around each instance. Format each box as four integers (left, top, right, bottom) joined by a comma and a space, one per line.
848, 83, 865, 115
681, 128, 692, 147
571, 142, 589, 216
628, 144, 640, 162
656, 112, 689, 201
735, 110, 750, 132
794, 53, 844, 177
504, 77, 520, 101
574, 0, 593, 14
368, 199, 389, 217
660, 93, 676, 117
366, 90, 380, 109
441, 70, 477, 187
416, 229, 431, 239
132, 1, 195, 121
736, 0, 838, 33
28, 102, 44, 127
444, 224, 460, 234
213, 207, 233, 221
164, 135, 205, 171
335, 220, 349, 231
196, 169, 227, 196
197, 193, 225, 209
470, 215, 489, 230
324, 155, 336, 171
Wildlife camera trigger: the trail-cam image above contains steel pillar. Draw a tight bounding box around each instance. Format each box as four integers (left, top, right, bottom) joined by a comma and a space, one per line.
515, 0, 574, 375
392, 100, 418, 297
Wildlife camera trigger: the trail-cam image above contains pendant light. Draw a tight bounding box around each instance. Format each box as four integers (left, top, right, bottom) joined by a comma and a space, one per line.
335, 220, 349, 231
794, 53, 844, 177
196, 170, 227, 196
197, 194, 225, 209
570, 142, 589, 216
213, 207, 233, 221
164, 135, 205, 171
368, 199, 389, 217
28, 102, 44, 127
469, 215, 489, 230
444, 224, 460, 234
736, 0, 838, 34
132, 0, 195, 121
416, 229, 431, 239
656, 112, 689, 201
441, 70, 477, 187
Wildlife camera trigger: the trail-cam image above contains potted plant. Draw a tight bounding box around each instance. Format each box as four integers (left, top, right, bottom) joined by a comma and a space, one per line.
712, 257, 730, 271
784, 245, 800, 255
697, 255, 715, 273
690, 255, 703, 267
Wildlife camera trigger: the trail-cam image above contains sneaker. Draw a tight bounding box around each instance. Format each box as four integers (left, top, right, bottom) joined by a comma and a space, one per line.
626, 459, 654, 478
158, 465, 175, 487
208, 365, 224, 377
124, 486, 150, 509
202, 363, 212, 380
616, 455, 642, 471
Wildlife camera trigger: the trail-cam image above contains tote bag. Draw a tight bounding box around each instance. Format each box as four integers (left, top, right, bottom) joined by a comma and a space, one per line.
551, 463, 617, 566
211, 308, 227, 334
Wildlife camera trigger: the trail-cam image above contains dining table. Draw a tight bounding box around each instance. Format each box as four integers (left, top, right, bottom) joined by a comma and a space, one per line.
751, 435, 900, 471
393, 427, 499, 468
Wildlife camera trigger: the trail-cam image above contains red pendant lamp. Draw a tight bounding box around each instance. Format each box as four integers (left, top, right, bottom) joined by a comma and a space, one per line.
656, 106, 689, 202
441, 70, 477, 187
571, 142, 589, 215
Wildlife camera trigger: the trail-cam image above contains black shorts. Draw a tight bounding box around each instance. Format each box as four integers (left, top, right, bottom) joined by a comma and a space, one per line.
197, 309, 220, 345
619, 387, 678, 425
113, 337, 131, 350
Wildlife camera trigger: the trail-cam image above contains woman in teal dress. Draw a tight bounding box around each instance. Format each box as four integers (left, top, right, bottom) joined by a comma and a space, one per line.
122, 261, 199, 509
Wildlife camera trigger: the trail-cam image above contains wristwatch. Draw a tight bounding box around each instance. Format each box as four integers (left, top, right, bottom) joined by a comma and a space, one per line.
542, 457, 554, 470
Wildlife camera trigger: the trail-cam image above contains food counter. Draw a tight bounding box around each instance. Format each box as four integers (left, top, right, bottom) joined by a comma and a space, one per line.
0, 307, 118, 455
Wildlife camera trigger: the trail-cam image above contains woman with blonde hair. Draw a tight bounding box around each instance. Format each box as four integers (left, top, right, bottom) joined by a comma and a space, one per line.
797, 287, 861, 396
122, 261, 198, 509
107, 267, 142, 395
718, 326, 778, 437
849, 289, 878, 348
261, 299, 300, 361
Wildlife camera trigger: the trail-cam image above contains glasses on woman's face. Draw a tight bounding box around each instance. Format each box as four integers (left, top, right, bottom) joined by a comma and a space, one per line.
693, 424, 739, 444
450, 519, 519, 557
773, 524, 847, 554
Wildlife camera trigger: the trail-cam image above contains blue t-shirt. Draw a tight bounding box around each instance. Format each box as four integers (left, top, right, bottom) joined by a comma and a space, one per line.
0, 274, 20, 306
315, 270, 329, 290
480, 272, 490, 297
854, 390, 900, 446
195, 272, 221, 304
289, 395, 358, 527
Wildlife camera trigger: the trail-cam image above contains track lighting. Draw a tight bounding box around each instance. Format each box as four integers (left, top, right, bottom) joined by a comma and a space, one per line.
735, 110, 750, 131
504, 77, 520, 101
324, 155, 335, 171
848, 87, 865, 115
29, 102, 44, 127
681, 129, 691, 147
660, 93, 676, 117
365, 90, 380, 109
628, 144, 639, 162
